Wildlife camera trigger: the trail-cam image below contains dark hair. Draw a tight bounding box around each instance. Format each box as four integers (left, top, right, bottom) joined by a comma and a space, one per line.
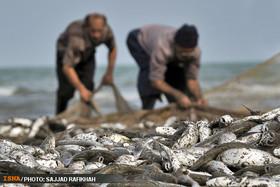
84, 13, 107, 27
174, 24, 198, 48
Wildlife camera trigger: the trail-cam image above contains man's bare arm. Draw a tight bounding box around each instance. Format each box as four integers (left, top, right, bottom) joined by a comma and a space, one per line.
186, 79, 208, 105
151, 80, 192, 108
101, 46, 117, 85
62, 65, 92, 102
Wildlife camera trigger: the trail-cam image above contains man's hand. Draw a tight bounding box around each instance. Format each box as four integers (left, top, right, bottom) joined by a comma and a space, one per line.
196, 98, 208, 106
79, 86, 93, 102
101, 72, 113, 85
151, 80, 193, 109
177, 95, 192, 109
63, 65, 93, 102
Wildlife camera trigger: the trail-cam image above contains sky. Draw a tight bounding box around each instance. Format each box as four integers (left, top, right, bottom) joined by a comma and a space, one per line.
0, 0, 280, 67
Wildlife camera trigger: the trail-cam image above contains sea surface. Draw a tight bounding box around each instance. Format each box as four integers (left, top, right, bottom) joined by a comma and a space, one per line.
0, 61, 269, 120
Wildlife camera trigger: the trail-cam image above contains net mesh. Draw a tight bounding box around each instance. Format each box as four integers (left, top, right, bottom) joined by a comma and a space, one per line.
204, 52, 280, 112
53, 84, 132, 120
91, 84, 133, 117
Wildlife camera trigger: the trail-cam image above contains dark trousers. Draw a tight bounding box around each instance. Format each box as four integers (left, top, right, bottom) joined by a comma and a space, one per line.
127, 29, 190, 110
55, 53, 95, 114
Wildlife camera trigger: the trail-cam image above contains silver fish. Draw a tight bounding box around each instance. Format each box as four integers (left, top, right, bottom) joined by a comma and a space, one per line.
88, 145, 109, 151
8, 117, 33, 127
106, 133, 130, 144
0, 153, 16, 163
272, 174, 280, 178
197, 119, 212, 142
207, 176, 280, 187
218, 132, 237, 145
173, 150, 197, 167
0, 124, 12, 136
185, 146, 213, 158
236, 124, 264, 143
22, 145, 45, 156
72, 132, 98, 141
234, 177, 280, 186
54, 125, 77, 141
40, 135, 60, 157
100, 122, 127, 130
59, 150, 74, 160
0, 139, 23, 156
217, 148, 280, 167
259, 130, 280, 147
59, 148, 130, 167
56, 145, 85, 153
241, 171, 259, 177
9, 126, 30, 138
247, 124, 264, 133
237, 132, 262, 144
172, 123, 199, 150
36, 159, 64, 169
134, 139, 162, 163
243, 107, 280, 122
181, 168, 212, 185
10, 150, 54, 173
84, 161, 106, 170
219, 115, 234, 127
205, 160, 234, 176
157, 142, 181, 172
56, 139, 103, 147
273, 146, 280, 157
177, 175, 200, 187
163, 116, 177, 127
114, 154, 146, 166
69, 160, 85, 170
28, 116, 47, 138
40, 135, 55, 151
155, 181, 186, 187
37, 153, 59, 160
206, 176, 234, 187
137, 121, 158, 129
155, 126, 177, 135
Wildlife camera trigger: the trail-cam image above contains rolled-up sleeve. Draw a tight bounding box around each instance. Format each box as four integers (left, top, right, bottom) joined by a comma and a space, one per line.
104, 26, 116, 52
62, 37, 85, 67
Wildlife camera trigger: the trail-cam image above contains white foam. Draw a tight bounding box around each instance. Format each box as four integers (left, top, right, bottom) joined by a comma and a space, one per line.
0, 86, 18, 96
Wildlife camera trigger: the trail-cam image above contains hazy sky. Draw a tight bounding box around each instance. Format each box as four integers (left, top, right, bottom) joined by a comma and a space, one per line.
0, 0, 280, 67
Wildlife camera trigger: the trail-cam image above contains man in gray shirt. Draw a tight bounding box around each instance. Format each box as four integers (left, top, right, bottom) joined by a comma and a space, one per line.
127, 24, 207, 109
56, 13, 117, 114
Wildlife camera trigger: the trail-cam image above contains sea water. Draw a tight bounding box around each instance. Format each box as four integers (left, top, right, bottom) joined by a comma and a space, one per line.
0, 61, 260, 120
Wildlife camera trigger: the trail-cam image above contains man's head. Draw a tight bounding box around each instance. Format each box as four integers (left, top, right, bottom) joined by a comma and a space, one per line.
174, 24, 198, 61
84, 13, 107, 41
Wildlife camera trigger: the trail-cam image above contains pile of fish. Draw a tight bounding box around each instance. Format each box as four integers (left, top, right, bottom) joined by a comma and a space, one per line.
1, 107, 280, 186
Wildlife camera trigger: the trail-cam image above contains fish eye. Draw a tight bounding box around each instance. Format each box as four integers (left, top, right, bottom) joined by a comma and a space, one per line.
98, 156, 104, 163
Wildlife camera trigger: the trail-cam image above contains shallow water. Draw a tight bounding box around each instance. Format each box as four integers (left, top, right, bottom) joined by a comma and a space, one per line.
0, 61, 260, 120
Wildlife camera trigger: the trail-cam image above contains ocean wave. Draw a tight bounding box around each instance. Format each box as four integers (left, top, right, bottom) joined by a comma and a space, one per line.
0, 86, 18, 96
0, 86, 53, 96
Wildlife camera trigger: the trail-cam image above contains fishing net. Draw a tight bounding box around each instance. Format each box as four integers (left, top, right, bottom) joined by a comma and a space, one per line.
204, 52, 280, 113
53, 84, 132, 120
91, 84, 133, 116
